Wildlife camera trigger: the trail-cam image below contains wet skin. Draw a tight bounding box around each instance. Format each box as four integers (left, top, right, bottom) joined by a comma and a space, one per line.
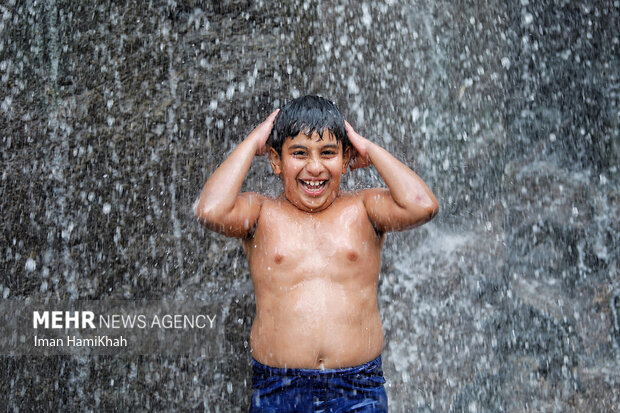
245, 132, 384, 369
268, 131, 349, 214
195, 110, 438, 369
243, 194, 385, 369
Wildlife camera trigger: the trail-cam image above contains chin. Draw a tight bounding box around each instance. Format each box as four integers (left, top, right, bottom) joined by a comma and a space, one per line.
301, 195, 338, 213
283, 182, 340, 212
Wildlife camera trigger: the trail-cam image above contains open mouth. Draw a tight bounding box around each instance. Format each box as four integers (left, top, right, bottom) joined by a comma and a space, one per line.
299, 179, 327, 195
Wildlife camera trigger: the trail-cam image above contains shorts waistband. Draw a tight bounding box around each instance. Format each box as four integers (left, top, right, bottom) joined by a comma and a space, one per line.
251, 355, 383, 378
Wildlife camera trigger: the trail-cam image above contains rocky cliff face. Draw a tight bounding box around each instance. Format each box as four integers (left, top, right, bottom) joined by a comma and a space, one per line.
1, 0, 618, 411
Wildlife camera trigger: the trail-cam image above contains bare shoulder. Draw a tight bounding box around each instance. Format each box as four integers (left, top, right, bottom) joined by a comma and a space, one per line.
357, 187, 389, 199
238, 191, 269, 205
249, 194, 291, 227
340, 188, 388, 209
334, 190, 368, 206
255, 194, 286, 214
337, 190, 387, 234
198, 191, 270, 239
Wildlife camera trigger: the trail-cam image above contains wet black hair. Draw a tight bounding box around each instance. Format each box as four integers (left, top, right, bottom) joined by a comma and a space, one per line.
268, 95, 349, 155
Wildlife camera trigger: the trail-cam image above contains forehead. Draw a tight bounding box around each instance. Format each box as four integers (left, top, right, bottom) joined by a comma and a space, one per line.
284, 130, 340, 147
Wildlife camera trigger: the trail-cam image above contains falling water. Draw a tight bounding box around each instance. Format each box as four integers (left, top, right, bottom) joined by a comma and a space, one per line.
0, 0, 618, 411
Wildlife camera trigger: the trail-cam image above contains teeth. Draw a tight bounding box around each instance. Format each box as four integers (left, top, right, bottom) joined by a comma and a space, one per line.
303, 180, 325, 187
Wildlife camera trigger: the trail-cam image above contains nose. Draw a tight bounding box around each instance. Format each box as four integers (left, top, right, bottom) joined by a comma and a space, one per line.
305, 157, 324, 176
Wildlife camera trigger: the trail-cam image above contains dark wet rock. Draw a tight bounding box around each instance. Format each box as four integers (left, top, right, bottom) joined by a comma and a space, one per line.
0, 0, 618, 411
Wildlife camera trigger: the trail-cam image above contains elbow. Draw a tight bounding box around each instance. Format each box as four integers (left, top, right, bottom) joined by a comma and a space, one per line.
397, 199, 439, 231
193, 198, 221, 226
427, 204, 439, 222
414, 202, 438, 226
193, 198, 209, 222
427, 198, 439, 220
192, 198, 201, 219
411, 193, 439, 221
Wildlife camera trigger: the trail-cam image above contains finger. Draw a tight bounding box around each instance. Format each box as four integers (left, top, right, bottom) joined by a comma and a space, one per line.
267, 108, 280, 121
344, 121, 353, 135
256, 109, 279, 134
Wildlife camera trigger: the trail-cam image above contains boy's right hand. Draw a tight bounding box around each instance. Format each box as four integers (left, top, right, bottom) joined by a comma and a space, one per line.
248, 109, 280, 156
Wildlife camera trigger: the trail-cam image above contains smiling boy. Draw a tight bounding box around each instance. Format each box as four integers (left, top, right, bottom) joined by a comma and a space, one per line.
195, 95, 439, 412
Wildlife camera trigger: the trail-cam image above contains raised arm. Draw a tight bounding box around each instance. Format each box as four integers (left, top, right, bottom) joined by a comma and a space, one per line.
345, 121, 439, 233
194, 109, 279, 238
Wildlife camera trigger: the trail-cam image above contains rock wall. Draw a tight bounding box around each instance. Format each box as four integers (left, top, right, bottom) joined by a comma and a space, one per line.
0, 0, 617, 411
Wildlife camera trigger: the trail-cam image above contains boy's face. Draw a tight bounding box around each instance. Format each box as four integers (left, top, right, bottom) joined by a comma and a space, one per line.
269, 130, 350, 213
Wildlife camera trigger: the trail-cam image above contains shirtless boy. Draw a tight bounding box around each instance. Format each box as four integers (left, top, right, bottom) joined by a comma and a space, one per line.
195, 95, 439, 412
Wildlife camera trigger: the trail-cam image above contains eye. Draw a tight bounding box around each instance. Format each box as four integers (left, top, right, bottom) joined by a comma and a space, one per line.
322, 150, 336, 156
292, 150, 306, 156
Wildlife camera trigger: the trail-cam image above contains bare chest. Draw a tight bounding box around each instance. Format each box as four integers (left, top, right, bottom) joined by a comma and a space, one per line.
246, 200, 382, 273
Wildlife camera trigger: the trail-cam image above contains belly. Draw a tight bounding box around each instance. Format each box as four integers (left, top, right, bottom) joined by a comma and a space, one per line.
250, 278, 384, 369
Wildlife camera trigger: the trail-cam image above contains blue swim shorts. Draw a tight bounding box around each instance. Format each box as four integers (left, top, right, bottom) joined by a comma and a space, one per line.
249, 355, 388, 412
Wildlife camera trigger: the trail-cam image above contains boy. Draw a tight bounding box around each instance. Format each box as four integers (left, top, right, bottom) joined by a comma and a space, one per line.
195, 95, 439, 412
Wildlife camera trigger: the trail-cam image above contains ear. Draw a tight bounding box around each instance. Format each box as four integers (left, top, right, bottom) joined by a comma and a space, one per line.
268, 147, 282, 175
342, 145, 353, 174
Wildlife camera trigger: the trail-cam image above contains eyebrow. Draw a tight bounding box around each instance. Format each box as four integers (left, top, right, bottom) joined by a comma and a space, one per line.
287, 144, 340, 150
320, 144, 340, 150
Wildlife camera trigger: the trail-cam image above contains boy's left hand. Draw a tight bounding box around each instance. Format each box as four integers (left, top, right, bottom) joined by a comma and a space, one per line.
345, 121, 372, 170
